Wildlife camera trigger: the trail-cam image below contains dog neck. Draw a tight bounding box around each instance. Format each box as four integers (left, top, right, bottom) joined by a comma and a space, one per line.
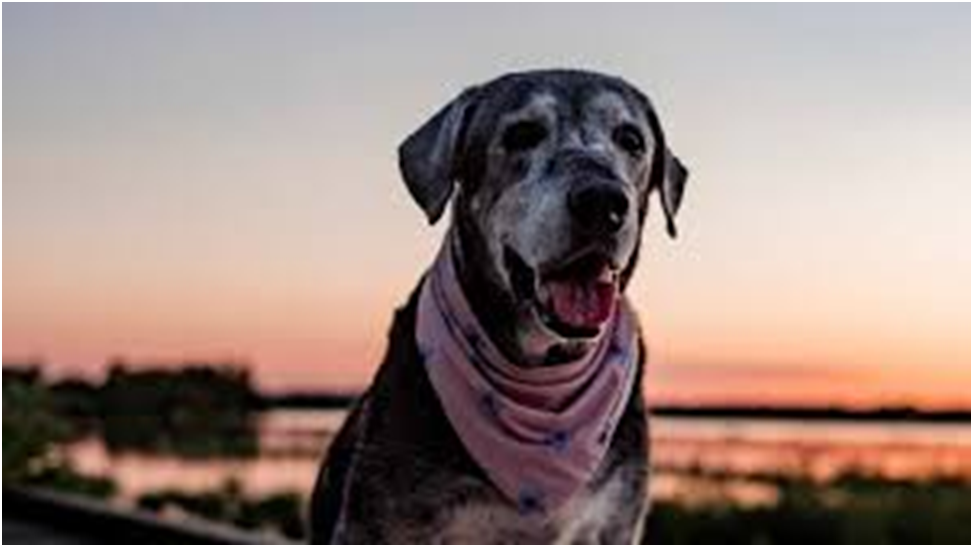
415, 235, 640, 510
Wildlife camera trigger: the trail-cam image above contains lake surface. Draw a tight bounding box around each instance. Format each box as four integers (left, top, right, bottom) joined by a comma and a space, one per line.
63, 410, 970, 504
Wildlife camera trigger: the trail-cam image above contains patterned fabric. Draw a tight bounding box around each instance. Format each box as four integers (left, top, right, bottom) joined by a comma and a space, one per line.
416, 232, 640, 513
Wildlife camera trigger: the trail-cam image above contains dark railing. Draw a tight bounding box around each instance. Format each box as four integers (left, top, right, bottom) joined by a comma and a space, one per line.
3, 487, 290, 545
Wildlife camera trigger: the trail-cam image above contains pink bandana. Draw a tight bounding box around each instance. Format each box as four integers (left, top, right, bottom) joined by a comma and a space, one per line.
416, 234, 640, 513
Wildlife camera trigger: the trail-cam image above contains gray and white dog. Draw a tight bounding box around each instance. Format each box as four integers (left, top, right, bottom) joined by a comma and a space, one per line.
310, 69, 688, 544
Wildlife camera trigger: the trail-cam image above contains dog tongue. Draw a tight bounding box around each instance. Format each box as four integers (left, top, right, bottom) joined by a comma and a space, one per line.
547, 269, 618, 331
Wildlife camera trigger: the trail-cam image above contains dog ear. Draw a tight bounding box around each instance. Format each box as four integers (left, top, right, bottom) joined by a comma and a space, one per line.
639, 91, 689, 239
398, 87, 480, 225
660, 149, 689, 239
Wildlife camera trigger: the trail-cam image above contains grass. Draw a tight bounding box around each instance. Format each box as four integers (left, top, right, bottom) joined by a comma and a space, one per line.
645, 473, 970, 544
137, 481, 306, 540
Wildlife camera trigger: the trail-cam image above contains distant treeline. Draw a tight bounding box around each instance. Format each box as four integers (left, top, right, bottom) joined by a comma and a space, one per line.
260, 393, 971, 423
260, 394, 970, 423
4, 364, 969, 423
260, 392, 359, 409
651, 405, 971, 424
2, 364, 356, 412
3, 363, 259, 458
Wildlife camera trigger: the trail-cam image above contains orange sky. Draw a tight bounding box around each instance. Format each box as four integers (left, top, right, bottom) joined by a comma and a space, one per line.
4, 4, 970, 409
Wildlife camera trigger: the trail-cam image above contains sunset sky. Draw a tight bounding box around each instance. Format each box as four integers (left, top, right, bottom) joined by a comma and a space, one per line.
4, 4, 970, 408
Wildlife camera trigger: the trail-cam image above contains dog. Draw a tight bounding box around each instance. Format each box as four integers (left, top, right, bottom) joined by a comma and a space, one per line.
310, 69, 688, 544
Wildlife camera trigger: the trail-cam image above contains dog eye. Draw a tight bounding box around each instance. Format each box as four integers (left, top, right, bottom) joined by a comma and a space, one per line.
613, 124, 646, 156
501, 120, 548, 152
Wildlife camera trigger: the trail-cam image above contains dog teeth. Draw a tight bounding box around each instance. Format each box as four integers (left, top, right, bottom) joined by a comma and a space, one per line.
597, 267, 617, 284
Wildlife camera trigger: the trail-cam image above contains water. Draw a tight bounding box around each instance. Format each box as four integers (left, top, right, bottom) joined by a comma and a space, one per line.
63, 410, 970, 504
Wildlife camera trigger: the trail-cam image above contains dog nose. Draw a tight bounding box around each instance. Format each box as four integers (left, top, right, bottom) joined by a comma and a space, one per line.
568, 182, 630, 235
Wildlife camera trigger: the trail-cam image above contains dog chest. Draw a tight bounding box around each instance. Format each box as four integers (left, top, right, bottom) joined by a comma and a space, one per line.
424, 472, 641, 545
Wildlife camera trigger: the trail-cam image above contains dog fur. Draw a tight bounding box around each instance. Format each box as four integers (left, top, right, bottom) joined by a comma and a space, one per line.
310, 69, 687, 544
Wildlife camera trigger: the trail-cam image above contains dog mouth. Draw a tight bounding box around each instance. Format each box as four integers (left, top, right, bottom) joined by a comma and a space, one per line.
504, 246, 621, 338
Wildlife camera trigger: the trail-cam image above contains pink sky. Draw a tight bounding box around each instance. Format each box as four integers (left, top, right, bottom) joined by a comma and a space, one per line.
4, 5, 970, 409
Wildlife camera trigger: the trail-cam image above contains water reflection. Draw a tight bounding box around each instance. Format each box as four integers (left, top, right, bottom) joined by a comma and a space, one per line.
62, 410, 970, 503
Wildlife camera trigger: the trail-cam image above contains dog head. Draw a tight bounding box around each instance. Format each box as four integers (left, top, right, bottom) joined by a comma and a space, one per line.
400, 69, 688, 365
